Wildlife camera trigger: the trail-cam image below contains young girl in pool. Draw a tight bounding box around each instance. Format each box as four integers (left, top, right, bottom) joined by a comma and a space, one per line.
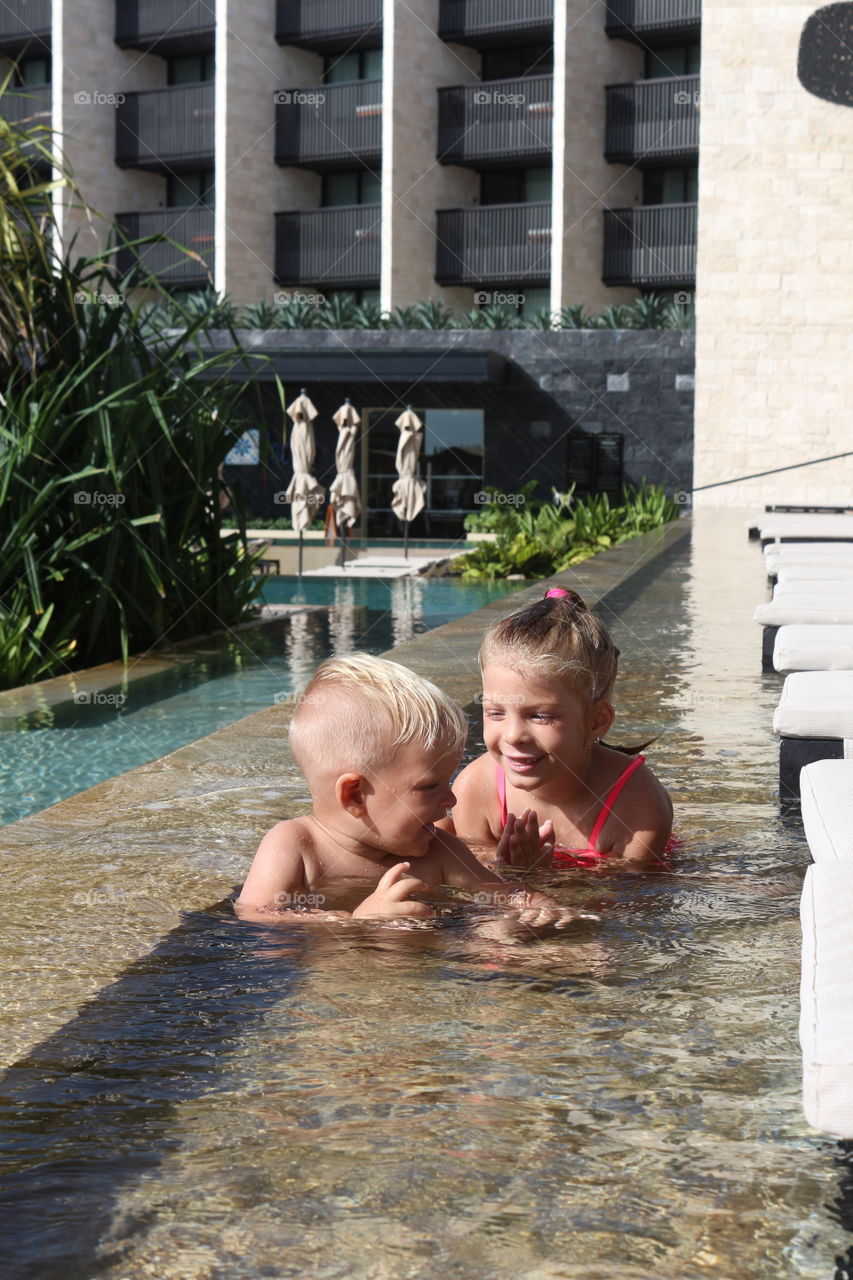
440, 587, 673, 871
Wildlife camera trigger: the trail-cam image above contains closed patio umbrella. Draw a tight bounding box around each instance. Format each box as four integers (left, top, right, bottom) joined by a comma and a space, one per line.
391, 406, 426, 562
329, 399, 362, 567
284, 388, 324, 576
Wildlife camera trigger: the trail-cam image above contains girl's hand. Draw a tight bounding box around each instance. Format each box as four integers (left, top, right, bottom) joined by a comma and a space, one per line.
495, 809, 555, 870
351, 862, 436, 920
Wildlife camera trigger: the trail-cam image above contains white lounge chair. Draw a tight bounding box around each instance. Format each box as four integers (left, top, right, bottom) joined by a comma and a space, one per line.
800, 863, 853, 1137
773, 671, 853, 800
774, 625, 853, 673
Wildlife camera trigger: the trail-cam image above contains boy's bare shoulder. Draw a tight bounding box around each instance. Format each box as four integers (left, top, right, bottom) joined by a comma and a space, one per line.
421, 825, 503, 889
236, 815, 317, 912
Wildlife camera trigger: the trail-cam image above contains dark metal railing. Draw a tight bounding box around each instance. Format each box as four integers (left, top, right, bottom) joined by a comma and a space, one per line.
275, 79, 381, 168
276, 0, 381, 49
115, 207, 214, 288
602, 202, 697, 287
275, 205, 381, 285
115, 82, 214, 171
0, 83, 51, 126
605, 0, 701, 40
0, 0, 51, 46
115, 0, 215, 50
439, 0, 553, 43
436, 202, 551, 285
438, 74, 551, 165
605, 74, 699, 163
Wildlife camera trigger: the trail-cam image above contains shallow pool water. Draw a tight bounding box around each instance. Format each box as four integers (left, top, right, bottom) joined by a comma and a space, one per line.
2, 517, 850, 1279
0, 577, 521, 827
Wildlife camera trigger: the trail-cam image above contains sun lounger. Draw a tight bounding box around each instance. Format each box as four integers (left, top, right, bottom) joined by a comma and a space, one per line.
773, 581, 853, 598
755, 599, 853, 670
776, 565, 853, 583
800, 863, 853, 1136
800, 759, 853, 863
773, 671, 853, 800
773, 626, 853, 673
748, 514, 853, 544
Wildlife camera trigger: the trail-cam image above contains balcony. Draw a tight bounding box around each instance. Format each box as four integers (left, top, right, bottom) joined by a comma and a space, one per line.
602, 202, 696, 288
0, 0, 51, 55
115, 0, 215, 55
436, 202, 551, 285
275, 80, 381, 170
115, 207, 214, 288
115, 83, 214, 173
275, 205, 381, 286
0, 83, 51, 126
605, 75, 699, 165
439, 0, 553, 47
438, 75, 551, 167
605, 0, 701, 44
276, 0, 381, 52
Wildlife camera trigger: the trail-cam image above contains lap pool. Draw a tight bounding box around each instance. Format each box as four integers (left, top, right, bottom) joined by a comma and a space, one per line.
1, 514, 849, 1279
0, 577, 522, 827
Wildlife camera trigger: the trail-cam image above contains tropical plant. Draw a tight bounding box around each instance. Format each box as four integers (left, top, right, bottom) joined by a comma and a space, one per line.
558, 303, 592, 330
352, 298, 384, 329
413, 299, 456, 330
242, 299, 286, 330
462, 304, 522, 330
315, 292, 360, 328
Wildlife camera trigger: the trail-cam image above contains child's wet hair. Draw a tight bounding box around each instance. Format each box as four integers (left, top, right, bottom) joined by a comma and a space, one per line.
479, 588, 619, 703
289, 652, 467, 783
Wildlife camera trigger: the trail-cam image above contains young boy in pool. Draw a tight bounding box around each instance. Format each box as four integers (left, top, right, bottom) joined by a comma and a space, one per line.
439, 588, 673, 871
236, 652, 593, 931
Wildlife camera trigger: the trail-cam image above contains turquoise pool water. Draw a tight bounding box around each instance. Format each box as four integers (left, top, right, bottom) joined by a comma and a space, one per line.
0, 576, 522, 827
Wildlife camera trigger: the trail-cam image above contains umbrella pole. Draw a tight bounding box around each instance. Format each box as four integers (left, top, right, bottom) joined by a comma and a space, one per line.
403, 520, 410, 563
339, 522, 346, 568
298, 533, 303, 578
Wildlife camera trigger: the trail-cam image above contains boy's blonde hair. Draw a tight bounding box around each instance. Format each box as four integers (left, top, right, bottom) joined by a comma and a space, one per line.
289, 652, 467, 786
480, 590, 619, 703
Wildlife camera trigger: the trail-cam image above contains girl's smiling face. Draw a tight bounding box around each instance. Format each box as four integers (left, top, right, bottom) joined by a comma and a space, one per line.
481, 663, 612, 789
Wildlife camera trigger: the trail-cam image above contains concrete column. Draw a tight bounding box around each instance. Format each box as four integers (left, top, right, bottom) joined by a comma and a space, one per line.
693, 0, 853, 506
218, 0, 321, 304
550, 0, 643, 315
382, 0, 478, 312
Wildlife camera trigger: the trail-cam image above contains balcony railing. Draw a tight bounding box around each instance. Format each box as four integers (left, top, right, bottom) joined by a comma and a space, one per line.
275, 80, 381, 169
605, 0, 701, 42
436, 202, 551, 285
605, 75, 699, 164
0, 0, 51, 52
0, 83, 51, 126
438, 0, 553, 46
276, 0, 381, 51
438, 74, 551, 166
115, 83, 214, 172
115, 0, 215, 54
115, 207, 214, 288
602, 202, 696, 287
275, 205, 381, 286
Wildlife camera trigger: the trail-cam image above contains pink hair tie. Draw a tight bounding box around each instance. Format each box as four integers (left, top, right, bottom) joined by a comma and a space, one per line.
545, 588, 570, 599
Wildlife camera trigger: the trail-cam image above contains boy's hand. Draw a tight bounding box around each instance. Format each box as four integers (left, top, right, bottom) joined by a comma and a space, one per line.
511, 890, 599, 933
495, 809, 555, 870
351, 862, 436, 920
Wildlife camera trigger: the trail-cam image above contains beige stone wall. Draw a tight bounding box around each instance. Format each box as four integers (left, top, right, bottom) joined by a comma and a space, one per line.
220, 1, 320, 304
693, 1, 853, 507
382, 0, 478, 311
551, 0, 643, 313
57, 0, 165, 262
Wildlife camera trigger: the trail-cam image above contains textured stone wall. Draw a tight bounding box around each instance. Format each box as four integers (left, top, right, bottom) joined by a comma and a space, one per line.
693, 0, 853, 507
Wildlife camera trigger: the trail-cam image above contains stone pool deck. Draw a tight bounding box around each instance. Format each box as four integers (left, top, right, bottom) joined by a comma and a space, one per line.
0, 517, 689, 1066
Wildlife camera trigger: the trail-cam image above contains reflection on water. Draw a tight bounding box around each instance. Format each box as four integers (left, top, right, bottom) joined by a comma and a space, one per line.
0, 514, 848, 1278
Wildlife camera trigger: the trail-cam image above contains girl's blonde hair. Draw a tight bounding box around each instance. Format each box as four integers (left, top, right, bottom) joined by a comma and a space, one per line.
289, 652, 467, 782
479, 589, 619, 703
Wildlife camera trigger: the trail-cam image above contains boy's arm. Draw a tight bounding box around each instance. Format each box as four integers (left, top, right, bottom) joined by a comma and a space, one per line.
235, 820, 311, 918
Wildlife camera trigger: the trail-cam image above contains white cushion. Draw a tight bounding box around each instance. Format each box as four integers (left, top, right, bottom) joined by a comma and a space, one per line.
800, 864, 853, 1136
765, 542, 853, 561
774, 625, 853, 672
755, 515, 853, 540
755, 600, 853, 626
777, 566, 853, 583
773, 671, 853, 738
800, 760, 853, 862
773, 581, 853, 598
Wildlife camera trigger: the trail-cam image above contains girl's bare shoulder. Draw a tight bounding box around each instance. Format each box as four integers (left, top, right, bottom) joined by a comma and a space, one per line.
450, 752, 502, 841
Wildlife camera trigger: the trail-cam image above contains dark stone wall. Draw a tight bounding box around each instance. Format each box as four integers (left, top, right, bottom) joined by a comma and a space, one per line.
209, 328, 694, 519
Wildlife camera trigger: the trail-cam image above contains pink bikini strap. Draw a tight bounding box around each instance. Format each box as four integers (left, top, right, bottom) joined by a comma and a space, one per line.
496, 763, 507, 827
587, 754, 646, 851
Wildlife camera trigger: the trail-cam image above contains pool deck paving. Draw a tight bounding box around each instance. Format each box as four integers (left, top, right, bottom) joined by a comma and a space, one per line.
0, 516, 690, 1065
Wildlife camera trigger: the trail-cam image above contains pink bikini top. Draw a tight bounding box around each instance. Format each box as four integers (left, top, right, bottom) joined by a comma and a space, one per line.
495, 755, 647, 868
